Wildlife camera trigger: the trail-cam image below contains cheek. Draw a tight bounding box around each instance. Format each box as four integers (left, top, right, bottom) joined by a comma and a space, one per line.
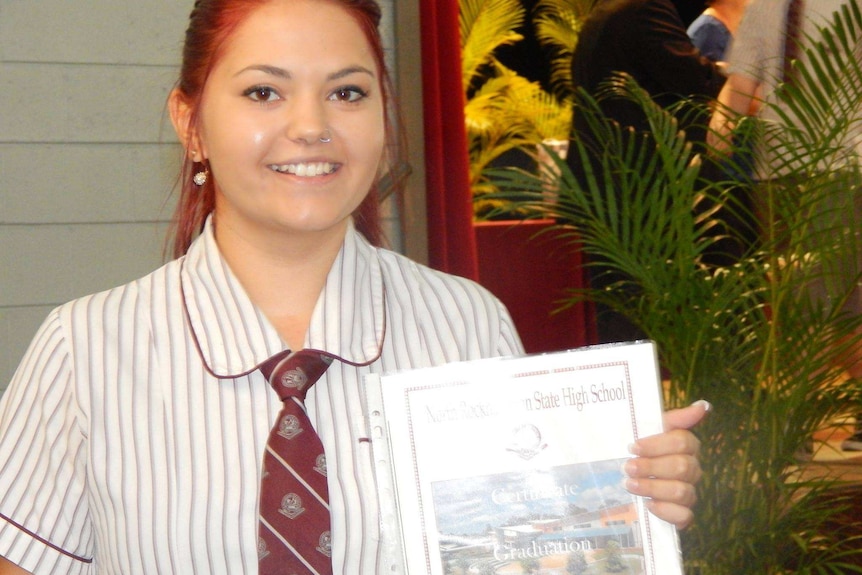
199, 102, 271, 164
214, 125, 269, 162
354, 115, 386, 173
355, 141, 385, 195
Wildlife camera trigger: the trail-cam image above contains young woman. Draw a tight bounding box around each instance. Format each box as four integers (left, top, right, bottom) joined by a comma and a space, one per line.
0, 1, 708, 573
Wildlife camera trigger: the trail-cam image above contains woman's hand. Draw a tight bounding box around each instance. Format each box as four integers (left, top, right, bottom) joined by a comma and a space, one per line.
623, 400, 710, 530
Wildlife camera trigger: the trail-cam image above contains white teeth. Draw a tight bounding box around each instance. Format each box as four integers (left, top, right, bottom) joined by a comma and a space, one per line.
270, 162, 336, 176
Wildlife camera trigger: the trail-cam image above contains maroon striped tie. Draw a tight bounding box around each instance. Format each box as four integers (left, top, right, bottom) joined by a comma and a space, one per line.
257, 350, 334, 575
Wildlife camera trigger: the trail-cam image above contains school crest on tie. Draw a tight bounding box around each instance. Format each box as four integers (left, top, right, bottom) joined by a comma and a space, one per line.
257, 537, 270, 560
279, 493, 305, 519
277, 414, 304, 439
317, 531, 332, 557
314, 453, 327, 476
280, 367, 308, 391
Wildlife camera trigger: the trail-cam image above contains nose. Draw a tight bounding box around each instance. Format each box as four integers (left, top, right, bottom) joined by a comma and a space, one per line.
285, 92, 330, 145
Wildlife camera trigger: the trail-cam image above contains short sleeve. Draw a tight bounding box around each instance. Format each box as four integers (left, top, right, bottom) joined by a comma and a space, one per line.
494, 299, 526, 358
688, 17, 731, 62
0, 309, 93, 574
726, 0, 786, 82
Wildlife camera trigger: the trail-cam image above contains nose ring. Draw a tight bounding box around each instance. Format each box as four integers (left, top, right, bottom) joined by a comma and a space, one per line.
319, 129, 332, 144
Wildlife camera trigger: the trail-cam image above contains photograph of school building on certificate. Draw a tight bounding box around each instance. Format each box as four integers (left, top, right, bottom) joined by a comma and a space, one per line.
431, 459, 652, 574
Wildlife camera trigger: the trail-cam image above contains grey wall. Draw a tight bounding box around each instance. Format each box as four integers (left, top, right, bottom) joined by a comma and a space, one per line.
0, 0, 418, 392
0, 2, 191, 391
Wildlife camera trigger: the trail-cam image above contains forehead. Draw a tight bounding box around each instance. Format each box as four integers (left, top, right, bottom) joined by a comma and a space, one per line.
217, 0, 378, 72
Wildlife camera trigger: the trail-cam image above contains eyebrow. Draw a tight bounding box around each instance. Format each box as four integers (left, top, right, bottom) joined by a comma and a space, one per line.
235, 64, 376, 80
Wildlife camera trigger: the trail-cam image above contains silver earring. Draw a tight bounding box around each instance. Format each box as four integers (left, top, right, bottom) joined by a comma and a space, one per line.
193, 170, 208, 186
319, 129, 332, 144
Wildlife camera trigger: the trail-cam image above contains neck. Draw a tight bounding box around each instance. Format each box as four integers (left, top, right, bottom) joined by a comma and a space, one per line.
213, 216, 349, 350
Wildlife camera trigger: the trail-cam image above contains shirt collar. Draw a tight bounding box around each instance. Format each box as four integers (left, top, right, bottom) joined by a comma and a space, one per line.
180, 218, 386, 378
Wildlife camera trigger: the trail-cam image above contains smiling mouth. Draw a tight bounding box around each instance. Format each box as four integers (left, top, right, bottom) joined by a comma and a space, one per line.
269, 162, 338, 177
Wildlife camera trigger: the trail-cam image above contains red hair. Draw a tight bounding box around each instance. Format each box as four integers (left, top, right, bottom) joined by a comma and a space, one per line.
169, 0, 406, 258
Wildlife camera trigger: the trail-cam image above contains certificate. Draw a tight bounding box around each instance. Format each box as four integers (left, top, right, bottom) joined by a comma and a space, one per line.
364, 341, 682, 575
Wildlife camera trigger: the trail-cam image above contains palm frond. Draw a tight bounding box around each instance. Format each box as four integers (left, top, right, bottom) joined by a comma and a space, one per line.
460, 0, 526, 90
460, 0, 570, 217
486, 1, 862, 571
532, 0, 594, 100
467, 68, 571, 216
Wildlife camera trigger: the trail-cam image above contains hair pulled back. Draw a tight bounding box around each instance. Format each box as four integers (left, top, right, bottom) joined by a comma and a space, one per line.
169, 0, 403, 258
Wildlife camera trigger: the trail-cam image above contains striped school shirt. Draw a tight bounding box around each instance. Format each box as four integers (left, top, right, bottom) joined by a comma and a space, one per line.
0, 218, 523, 574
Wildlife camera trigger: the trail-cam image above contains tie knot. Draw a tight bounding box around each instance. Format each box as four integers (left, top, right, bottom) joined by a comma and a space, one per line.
260, 350, 333, 401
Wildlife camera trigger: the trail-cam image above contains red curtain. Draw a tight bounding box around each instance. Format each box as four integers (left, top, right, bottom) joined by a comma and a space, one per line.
419, 0, 479, 281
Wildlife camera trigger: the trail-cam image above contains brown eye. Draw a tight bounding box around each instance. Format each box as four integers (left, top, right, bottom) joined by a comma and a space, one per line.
329, 86, 368, 103
244, 85, 280, 102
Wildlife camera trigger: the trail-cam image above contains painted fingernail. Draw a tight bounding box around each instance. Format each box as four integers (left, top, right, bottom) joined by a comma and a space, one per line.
693, 399, 712, 412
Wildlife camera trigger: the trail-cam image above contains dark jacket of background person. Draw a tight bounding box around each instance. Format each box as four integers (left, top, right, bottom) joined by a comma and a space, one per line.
566, 0, 726, 344
570, 0, 725, 138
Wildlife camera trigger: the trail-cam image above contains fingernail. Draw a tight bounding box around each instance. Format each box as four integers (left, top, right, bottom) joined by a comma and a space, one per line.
621, 459, 637, 477
627, 442, 641, 456
693, 399, 712, 412
624, 477, 640, 492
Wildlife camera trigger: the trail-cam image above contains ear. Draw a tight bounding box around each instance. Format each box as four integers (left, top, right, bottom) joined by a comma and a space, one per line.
168, 88, 203, 159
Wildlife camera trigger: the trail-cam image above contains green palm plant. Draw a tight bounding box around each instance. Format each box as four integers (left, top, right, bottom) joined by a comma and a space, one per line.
460, 0, 571, 218
488, 1, 862, 573
532, 0, 595, 102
